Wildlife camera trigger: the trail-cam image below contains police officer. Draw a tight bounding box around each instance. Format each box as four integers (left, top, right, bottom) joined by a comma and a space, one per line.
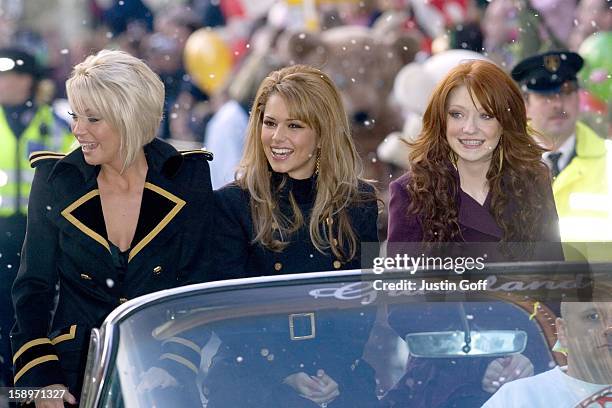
0, 47, 72, 388
511, 50, 612, 242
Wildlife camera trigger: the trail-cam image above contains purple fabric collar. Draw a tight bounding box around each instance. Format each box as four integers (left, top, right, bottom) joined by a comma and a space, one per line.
457, 189, 503, 239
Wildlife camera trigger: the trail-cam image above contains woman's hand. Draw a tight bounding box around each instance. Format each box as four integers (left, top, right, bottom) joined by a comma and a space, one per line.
482, 354, 534, 393
284, 369, 340, 406
34, 384, 76, 408
137, 366, 179, 393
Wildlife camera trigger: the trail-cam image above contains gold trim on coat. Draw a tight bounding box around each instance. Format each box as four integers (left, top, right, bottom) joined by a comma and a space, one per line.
159, 353, 198, 374
128, 182, 186, 262
14, 355, 60, 383
180, 149, 213, 160
61, 190, 110, 252
50, 325, 77, 345
12, 338, 52, 364
28, 151, 65, 167
163, 337, 201, 354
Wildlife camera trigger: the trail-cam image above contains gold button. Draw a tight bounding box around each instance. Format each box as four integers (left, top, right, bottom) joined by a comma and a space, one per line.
153, 266, 162, 275
274, 262, 283, 271
326, 217, 333, 226
333, 260, 342, 269
80, 274, 92, 280
119, 297, 128, 304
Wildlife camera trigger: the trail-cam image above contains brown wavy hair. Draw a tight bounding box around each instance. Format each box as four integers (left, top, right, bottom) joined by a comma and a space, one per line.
405, 60, 552, 242
236, 64, 376, 261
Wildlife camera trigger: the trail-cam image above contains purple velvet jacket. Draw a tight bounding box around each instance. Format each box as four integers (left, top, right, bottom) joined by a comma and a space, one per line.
387, 172, 561, 244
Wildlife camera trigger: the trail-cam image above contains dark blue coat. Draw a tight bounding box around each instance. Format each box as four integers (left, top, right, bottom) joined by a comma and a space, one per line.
10, 138, 216, 395
205, 174, 381, 408
213, 174, 379, 278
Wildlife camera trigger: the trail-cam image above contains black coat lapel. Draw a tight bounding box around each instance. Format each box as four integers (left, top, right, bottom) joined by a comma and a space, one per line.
125, 169, 188, 271
51, 185, 116, 272
128, 180, 186, 262
61, 190, 108, 251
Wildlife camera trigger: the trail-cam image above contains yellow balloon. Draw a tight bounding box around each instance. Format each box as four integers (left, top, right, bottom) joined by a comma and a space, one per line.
184, 29, 233, 94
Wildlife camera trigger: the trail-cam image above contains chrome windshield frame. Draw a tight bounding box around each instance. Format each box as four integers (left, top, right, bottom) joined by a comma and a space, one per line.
85, 261, 611, 407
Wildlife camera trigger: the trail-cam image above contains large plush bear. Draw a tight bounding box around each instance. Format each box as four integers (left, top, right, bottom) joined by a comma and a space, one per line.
280, 24, 420, 187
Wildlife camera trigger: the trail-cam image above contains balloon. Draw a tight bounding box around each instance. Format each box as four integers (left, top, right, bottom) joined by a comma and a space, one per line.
393, 50, 491, 116
184, 29, 233, 94
393, 63, 436, 115
424, 49, 490, 82
578, 31, 612, 102
219, 0, 276, 19
579, 89, 608, 115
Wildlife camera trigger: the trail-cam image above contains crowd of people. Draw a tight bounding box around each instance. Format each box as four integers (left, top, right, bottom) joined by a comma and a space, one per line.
0, 0, 610, 407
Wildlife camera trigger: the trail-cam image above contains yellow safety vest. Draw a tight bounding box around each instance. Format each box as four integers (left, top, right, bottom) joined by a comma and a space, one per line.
0, 105, 73, 215
553, 122, 612, 251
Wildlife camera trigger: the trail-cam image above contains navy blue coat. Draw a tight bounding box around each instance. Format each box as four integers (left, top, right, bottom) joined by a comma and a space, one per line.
10, 138, 216, 395
213, 174, 379, 277
205, 174, 380, 408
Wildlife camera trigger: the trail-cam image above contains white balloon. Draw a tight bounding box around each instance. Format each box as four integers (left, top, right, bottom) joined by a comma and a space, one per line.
424, 49, 491, 83
402, 113, 423, 141
393, 63, 436, 116
377, 132, 412, 169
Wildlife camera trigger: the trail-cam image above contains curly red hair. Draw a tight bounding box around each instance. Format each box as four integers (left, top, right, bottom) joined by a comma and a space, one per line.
405, 60, 553, 242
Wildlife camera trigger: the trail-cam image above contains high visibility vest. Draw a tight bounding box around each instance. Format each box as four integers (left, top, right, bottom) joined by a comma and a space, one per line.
553, 122, 612, 247
0, 105, 73, 216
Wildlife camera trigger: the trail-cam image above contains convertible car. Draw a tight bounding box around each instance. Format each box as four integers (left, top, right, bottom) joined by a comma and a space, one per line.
79, 261, 610, 408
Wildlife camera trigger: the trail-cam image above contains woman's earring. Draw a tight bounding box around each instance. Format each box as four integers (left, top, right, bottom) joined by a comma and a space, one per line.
498, 143, 504, 174
315, 149, 321, 175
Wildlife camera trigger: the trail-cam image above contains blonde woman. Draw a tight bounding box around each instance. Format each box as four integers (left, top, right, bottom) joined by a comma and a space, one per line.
210, 65, 379, 407
11, 50, 215, 407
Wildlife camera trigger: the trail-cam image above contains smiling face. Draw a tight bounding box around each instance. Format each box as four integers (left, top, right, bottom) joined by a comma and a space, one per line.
557, 302, 612, 384
445, 85, 502, 166
260, 93, 319, 180
69, 109, 123, 168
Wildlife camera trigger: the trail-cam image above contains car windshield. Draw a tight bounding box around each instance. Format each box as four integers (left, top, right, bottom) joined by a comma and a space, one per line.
85, 262, 611, 408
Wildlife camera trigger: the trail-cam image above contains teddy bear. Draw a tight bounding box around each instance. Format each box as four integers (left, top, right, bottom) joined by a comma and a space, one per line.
279, 23, 420, 187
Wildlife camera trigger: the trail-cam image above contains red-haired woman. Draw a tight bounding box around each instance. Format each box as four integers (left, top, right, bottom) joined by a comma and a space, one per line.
388, 59, 560, 246
384, 60, 561, 407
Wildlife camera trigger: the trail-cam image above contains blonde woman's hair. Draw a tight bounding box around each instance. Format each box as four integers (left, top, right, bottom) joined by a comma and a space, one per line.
237, 64, 372, 261
66, 49, 165, 170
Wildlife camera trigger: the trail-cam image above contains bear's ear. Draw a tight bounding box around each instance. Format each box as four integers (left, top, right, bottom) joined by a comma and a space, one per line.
385, 32, 421, 67
279, 30, 328, 66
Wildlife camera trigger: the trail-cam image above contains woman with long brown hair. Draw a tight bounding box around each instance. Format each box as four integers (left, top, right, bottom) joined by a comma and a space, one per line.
216, 63, 379, 275
208, 64, 379, 407
388, 59, 560, 245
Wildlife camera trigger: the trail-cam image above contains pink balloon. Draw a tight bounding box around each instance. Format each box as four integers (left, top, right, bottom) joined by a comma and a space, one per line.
589, 69, 609, 84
